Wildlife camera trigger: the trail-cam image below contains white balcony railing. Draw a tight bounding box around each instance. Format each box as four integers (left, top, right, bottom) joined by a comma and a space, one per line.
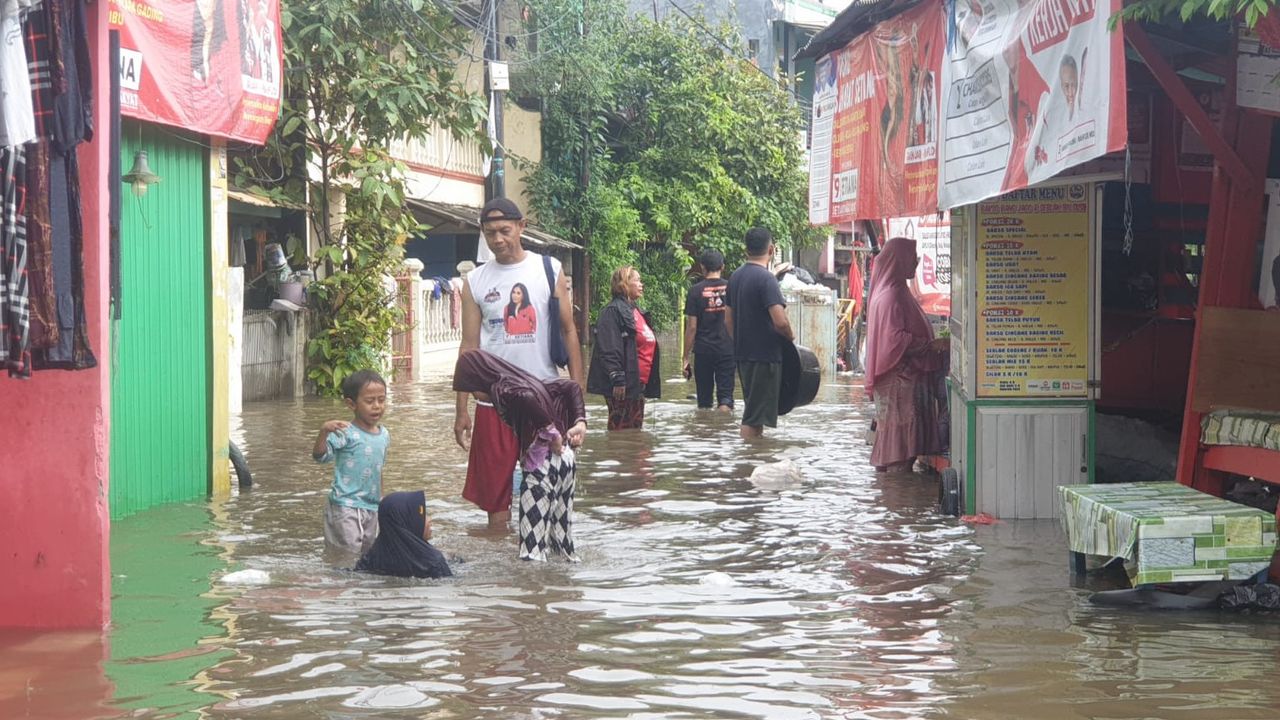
391, 124, 485, 179
421, 289, 462, 350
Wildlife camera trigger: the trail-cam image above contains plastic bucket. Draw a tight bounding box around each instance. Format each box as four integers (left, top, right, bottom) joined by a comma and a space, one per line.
264, 242, 288, 270
277, 281, 305, 305
779, 342, 821, 415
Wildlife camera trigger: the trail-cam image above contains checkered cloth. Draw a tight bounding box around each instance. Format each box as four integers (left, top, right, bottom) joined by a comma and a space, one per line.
1, 146, 30, 376
518, 448, 578, 562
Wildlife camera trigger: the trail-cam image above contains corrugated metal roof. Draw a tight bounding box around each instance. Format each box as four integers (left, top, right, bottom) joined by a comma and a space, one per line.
228, 188, 305, 210
794, 0, 918, 60
405, 198, 582, 251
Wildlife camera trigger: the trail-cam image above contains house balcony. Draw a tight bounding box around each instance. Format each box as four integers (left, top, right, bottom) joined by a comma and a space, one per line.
390, 125, 486, 207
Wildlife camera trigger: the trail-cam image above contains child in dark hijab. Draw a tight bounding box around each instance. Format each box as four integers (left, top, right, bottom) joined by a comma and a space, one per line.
453, 349, 587, 561
354, 491, 452, 578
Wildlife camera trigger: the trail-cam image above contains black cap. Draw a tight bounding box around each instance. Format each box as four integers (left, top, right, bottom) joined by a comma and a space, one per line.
480, 197, 524, 223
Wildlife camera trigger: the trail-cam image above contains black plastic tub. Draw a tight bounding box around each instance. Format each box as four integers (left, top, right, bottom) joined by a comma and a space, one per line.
779, 342, 821, 415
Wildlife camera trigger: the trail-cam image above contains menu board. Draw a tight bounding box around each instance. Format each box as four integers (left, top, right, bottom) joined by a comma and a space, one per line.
976, 184, 1090, 397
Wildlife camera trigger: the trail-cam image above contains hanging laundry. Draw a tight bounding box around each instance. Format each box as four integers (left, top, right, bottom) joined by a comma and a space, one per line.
449, 276, 463, 329
24, 139, 57, 350
49, 0, 93, 153
1, 145, 30, 376
230, 225, 250, 268
23, 1, 55, 141
0, 0, 38, 147
32, 146, 94, 370
431, 275, 449, 300
25, 0, 94, 371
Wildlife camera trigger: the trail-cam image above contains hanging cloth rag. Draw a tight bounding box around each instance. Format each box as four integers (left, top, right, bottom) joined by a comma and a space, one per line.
0, 145, 30, 376
0, 0, 38, 147
449, 276, 463, 329
23, 139, 57, 350
32, 146, 94, 369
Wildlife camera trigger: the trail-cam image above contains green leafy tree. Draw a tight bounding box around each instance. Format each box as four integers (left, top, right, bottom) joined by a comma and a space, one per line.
517, 0, 820, 330
236, 0, 487, 394
1117, 0, 1277, 25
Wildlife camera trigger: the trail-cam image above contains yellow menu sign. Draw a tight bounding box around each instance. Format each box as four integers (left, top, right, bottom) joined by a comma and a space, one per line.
976, 185, 1090, 397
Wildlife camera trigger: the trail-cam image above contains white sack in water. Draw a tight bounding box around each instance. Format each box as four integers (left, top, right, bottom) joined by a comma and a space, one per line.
699, 571, 737, 587
221, 569, 271, 585
749, 460, 803, 490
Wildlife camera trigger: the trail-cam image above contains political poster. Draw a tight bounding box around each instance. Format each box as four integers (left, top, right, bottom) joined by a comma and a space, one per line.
808, 2, 944, 224
1238, 12, 1280, 114
110, 0, 283, 144
886, 213, 952, 316
938, 0, 1126, 209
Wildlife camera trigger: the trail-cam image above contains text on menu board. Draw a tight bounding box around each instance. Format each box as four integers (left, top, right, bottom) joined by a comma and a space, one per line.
976, 184, 1090, 397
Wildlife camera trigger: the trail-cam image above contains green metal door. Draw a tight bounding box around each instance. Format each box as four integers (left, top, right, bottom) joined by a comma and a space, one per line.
110, 122, 210, 519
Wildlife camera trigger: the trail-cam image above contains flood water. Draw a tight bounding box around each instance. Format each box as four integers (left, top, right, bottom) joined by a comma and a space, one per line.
5, 374, 1280, 719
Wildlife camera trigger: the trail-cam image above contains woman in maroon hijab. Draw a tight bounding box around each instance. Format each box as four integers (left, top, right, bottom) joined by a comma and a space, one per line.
453, 349, 586, 561
864, 237, 948, 473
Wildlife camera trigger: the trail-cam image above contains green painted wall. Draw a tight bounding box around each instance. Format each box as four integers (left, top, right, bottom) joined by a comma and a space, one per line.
110, 122, 211, 519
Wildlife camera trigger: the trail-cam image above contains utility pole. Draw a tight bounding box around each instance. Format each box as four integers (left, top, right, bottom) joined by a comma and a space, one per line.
577, 0, 592, 340
485, 0, 506, 200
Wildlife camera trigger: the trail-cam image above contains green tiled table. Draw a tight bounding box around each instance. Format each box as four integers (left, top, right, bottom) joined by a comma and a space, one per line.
1060, 482, 1277, 586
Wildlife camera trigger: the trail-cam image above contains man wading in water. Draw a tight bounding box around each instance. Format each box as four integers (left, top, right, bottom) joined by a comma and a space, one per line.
454, 198, 585, 528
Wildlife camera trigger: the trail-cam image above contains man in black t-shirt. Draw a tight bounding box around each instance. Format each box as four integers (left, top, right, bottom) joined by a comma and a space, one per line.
726, 228, 795, 439
683, 248, 736, 411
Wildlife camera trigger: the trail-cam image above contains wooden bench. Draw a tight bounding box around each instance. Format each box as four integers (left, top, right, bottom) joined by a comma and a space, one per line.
1186, 307, 1280, 491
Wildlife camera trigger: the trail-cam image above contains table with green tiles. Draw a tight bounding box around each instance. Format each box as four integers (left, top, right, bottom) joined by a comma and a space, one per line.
1060, 482, 1277, 586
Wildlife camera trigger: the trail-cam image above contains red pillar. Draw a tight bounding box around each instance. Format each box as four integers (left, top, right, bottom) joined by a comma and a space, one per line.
0, 3, 111, 629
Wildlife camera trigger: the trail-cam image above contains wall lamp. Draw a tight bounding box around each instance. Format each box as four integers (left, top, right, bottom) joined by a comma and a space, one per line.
123, 150, 162, 198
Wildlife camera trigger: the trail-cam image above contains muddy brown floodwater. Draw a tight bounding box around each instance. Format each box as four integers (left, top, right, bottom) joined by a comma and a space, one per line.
4, 374, 1280, 719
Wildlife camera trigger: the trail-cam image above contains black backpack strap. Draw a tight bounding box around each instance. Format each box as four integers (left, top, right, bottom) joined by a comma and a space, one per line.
542, 254, 556, 294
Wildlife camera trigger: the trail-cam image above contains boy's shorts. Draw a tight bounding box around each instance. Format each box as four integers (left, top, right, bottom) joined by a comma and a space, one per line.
324, 502, 378, 557
463, 403, 520, 513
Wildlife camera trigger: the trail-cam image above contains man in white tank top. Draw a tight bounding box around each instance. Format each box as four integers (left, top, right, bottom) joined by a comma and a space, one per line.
454, 198, 585, 527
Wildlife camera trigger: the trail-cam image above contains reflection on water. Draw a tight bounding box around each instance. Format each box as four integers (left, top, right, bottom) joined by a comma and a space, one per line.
5, 375, 1280, 718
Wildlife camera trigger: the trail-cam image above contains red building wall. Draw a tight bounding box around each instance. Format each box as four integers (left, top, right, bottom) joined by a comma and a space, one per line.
0, 3, 111, 629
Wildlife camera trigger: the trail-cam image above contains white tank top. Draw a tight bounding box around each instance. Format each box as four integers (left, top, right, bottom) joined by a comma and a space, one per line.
468, 252, 561, 380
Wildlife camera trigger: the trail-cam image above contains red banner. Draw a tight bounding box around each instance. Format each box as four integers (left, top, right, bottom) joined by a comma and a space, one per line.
808, 2, 944, 225
809, 0, 1128, 223
110, 0, 283, 144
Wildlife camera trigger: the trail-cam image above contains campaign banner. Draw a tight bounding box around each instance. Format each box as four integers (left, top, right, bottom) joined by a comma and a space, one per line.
1238, 11, 1280, 114
110, 0, 283, 144
938, 0, 1126, 209
808, 2, 944, 225
886, 213, 952, 316
975, 184, 1091, 397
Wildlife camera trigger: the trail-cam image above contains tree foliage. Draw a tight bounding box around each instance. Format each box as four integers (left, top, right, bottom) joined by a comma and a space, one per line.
1116, 0, 1277, 26
236, 0, 486, 394
517, 0, 820, 330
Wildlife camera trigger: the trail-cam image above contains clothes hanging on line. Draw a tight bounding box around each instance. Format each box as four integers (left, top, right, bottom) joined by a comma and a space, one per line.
0, 0, 95, 377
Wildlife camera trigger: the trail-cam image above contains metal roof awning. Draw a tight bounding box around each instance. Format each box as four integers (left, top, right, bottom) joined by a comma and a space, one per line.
228, 188, 304, 210
794, 0, 915, 61
405, 198, 581, 251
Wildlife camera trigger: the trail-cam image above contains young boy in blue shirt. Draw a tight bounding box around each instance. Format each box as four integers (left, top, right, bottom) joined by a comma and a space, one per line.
313, 369, 390, 559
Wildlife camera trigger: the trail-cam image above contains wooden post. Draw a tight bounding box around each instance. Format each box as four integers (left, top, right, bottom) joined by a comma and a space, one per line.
1171, 37, 1274, 492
